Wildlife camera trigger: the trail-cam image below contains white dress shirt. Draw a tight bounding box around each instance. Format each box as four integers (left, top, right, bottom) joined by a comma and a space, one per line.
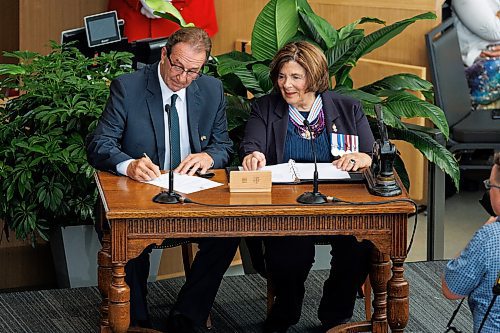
116, 65, 191, 175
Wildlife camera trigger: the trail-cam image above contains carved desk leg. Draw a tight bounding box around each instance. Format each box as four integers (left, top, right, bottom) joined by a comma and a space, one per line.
387, 258, 409, 332
108, 220, 130, 333
370, 249, 391, 333
98, 232, 112, 332
108, 263, 130, 333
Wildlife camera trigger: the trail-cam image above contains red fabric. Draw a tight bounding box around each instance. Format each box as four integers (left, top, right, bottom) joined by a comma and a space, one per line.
108, 0, 218, 42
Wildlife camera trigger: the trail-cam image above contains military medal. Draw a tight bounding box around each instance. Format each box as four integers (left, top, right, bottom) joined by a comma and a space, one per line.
331, 133, 360, 156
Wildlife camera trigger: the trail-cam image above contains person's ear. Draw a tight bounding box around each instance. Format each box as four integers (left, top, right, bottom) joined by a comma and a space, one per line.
160, 47, 167, 65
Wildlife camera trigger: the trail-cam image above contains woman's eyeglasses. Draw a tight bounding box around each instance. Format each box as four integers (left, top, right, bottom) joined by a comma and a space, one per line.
484, 179, 500, 190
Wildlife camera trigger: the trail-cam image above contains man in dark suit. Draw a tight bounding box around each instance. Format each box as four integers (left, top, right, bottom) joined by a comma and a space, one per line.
86, 27, 239, 333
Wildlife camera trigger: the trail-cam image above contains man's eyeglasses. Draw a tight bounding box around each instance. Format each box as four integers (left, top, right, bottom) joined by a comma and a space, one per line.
167, 54, 202, 79
484, 179, 500, 190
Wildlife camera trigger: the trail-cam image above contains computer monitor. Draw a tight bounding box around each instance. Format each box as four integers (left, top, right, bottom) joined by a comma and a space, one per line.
84, 11, 121, 48
60, 17, 126, 58
132, 37, 169, 66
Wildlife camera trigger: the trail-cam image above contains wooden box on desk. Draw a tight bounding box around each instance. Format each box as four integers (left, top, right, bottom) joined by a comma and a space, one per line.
229, 170, 272, 192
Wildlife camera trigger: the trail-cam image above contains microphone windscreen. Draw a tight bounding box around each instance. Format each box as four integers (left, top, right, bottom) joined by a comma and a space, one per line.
164, 104, 170, 113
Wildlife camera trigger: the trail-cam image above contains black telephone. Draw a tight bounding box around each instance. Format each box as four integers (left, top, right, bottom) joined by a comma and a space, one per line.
364, 104, 402, 196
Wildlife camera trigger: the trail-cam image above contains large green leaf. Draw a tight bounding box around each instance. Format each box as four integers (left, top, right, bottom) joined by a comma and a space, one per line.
252, 0, 300, 61
2, 50, 39, 61
296, 0, 314, 13
298, 9, 338, 49
232, 67, 266, 97
390, 126, 460, 190
334, 86, 381, 104
0, 64, 26, 75
338, 17, 385, 40
219, 73, 248, 98
383, 93, 449, 139
216, 52, 257, 76
326, 31, 363, 76
363, 73, 433, 94
351, 12, 436, 61
226, 95, 251, 132
252, 63, 273, 94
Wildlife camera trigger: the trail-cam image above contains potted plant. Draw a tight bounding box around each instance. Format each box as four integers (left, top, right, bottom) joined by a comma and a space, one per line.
149, 0, 460, 190
0, 43, 134, 286
0, 42, 133, 242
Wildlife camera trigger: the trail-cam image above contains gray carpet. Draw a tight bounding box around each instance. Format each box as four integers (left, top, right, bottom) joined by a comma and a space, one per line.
0, 261, 473, 333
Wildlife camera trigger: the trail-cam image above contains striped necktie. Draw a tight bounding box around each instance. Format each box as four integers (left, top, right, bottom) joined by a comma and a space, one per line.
169, 94, 181, 169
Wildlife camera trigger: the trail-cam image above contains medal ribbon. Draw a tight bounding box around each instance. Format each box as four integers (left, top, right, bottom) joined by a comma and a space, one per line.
288, 95, 324, 139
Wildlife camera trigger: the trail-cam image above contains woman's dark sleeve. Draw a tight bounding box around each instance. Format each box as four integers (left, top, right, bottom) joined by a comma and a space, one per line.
239, 100, 268, 161
354, 102, 375, 154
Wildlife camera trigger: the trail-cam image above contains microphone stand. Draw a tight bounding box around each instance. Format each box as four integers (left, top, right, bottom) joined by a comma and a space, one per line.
477, 271, 500, 333
152, 104, 182, 204
297, 119, 327, 204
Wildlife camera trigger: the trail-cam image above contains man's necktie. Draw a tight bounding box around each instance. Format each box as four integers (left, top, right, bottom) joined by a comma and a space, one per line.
169, 94, 181, 169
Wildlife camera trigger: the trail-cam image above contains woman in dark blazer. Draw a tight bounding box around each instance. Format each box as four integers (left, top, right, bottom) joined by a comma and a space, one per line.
240, 41, 375, 333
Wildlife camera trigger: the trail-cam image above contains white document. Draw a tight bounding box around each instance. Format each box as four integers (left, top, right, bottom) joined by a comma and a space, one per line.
143, 173, 223, 194
240, 160, 350, 183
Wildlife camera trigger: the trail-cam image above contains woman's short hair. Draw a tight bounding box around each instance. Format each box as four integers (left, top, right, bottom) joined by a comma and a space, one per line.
269, 41, 329, 93
166, 27, 212, 61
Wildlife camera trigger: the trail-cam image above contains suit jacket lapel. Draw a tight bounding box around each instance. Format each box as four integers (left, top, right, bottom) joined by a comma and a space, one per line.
321, 91, 340, 137
186, 81, 201, 153
146, 63, 166, 169
272, 97, 289, 163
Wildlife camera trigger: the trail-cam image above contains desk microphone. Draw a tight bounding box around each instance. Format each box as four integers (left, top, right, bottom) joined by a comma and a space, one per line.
296, 119, 327, 204
152, 104, 182, 204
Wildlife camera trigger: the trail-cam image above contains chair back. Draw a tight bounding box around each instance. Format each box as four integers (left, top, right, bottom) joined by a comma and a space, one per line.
425, 18, 472, 128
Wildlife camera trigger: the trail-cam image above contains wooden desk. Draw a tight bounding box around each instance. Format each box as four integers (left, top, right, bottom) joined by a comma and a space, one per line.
95, 170, 414, 333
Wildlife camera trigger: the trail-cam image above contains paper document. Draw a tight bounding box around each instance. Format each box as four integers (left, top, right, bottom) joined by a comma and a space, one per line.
240, 160, 350, 183
143, 173, 223, 194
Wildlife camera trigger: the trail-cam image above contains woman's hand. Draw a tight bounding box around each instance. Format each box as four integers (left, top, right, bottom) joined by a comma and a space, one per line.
332, 153, 372, 171
481, 44, 500, 58
242, 151, 266, 171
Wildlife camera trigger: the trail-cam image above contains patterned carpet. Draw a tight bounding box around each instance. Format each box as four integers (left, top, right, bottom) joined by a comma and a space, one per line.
0, 260, 472, 333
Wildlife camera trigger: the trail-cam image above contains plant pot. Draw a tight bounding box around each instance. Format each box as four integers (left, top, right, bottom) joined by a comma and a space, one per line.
50, 225, 162, 288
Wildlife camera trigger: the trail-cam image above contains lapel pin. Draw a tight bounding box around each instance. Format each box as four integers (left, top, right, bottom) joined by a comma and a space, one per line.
200, 135, 207, 141
332, 122, 337, 132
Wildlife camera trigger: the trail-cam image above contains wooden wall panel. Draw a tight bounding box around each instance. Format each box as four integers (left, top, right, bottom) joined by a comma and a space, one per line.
211, 0, 267, 55
0, 0, 20, 64
18, 0, 108, 54
309, 0, 443, 68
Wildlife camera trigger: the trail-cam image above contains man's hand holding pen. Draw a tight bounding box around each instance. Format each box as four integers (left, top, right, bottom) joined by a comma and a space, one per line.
127, 153, 161, 181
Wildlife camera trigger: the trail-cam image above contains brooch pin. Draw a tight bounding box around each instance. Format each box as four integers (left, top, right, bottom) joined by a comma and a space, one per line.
200, 135, 207, 141
332, 122, 337, 132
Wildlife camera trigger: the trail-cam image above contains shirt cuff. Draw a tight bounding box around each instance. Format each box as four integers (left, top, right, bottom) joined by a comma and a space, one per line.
116, 159, 134, 176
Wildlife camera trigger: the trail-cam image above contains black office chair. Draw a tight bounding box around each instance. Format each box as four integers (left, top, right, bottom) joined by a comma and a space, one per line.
425, 18, 500, 171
